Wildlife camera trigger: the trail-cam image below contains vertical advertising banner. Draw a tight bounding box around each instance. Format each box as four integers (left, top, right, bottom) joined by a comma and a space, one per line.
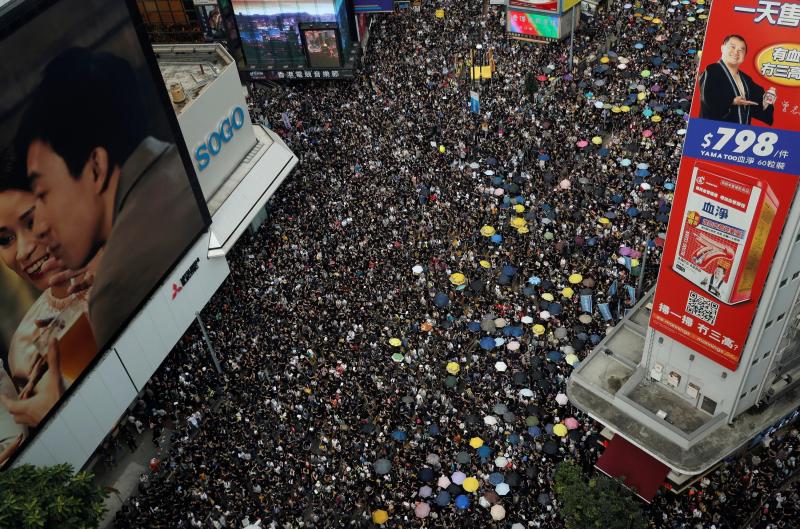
353, 0, 395, 13
650, 0, 800, 371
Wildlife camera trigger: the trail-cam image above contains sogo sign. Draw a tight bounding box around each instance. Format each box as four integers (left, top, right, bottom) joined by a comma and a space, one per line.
194, 106, 246, 171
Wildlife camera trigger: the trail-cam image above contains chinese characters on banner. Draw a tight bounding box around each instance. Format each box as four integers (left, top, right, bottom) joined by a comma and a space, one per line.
650, 0, 800, 370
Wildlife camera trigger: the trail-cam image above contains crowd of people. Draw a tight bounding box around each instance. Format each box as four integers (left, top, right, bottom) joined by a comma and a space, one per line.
111, 1, 799, 528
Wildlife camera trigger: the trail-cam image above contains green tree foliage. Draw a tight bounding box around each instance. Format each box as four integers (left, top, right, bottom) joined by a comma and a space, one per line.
554, 461, 648, 529
0, 464, 107, 529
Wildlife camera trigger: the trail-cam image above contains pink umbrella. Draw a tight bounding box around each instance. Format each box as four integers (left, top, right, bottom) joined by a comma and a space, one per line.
507, 341, 520, 351
629, 250, 642, 259
619, 246, 632, 256
576, 140, 589, 148
415, 502, 431, 518
494, 188, 505, 196
438, 475, 451, 489
559, 179, 571, 190
564, 417, 579, 430
643, 129, 653, 137
419, 485, 432, 498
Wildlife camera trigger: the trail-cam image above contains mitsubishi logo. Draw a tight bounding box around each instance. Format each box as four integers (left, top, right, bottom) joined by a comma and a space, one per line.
172, 283, 183, 299
171, 258, 200, 301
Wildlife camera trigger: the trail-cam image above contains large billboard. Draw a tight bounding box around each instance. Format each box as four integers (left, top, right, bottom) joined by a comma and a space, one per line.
233, 0, 346, 67
353, 0, 394, 13
507, 9, 559, 41
508, 0, 558, 12
649, 0, 800, 370
0, 0, 208, 467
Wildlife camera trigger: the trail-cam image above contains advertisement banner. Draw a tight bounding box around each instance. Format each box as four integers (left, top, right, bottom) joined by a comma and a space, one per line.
562, 0, 581, 12
353, 0, 394, 12
508, 0, 558, 12
470, 91, 480, 114
507, 9, 559, 41
649, 0, 800, 371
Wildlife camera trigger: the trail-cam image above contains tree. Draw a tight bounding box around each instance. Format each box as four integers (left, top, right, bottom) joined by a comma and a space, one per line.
554, 461, 648, 529
0, 464, 107, 529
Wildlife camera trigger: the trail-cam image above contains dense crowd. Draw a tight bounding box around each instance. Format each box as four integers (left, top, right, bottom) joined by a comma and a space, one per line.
112, 1, 799, 528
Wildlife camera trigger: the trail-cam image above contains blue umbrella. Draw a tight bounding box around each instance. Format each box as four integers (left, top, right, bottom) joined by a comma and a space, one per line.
497, 275, 511, 285
545, 423, 554, 434
590, 334, 602, 345
491, 176, 504, 186
528, 425, 542, 437
502, 265, 518, 277
528, 276, 541, 285
514, 195, 525, 204
434, 293, 450, 308
467, 321, 481, 332
455, 495, 470, 509
490, 234, 503, 244
605, 211, 617, 219
656, 213, 669, 223
664, 182, 675, 190
620, 158, 632, 167
487, 157, 498, 166
489, 472, 505, 485
420, 467, 434, 482
477, 445, 491, 458
626, 207, 640, 217
538, 153, 550, 161
507, 326, 524, 338
436, 491, 451, 506
611, 194, 624, 204
549, 303, 562, 316
428, 424, 440, 436
523, 286, 535, 296
547, 351, 563, 362
634, 42, 644, 49
508, 432, 520, 445
635, 169, 650, 177
392, 430, 407, 441
480, 337, 496, 350
643, 108, 654, 118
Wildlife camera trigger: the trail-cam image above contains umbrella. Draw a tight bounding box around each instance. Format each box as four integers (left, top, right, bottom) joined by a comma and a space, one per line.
512, 524, 525, 529
579, 314, 593, 324
389, 337, 402, 347
449, 273, 466, 286
434, 293, 450, 308
462, 476, 480, 492
456, 451, 471, 464
565, 417, 580, 429
469, 436, 484, 449
495, 483, 510, 496
503, 411, 517, 423
547, 351, 563, 362
591, 136, 602, 145
538, 493, 550, 506
528, 425, 542, 436
451, 471, 467, 485
444, 375, 458, 388
419, 485, 433, 498
505, 472, 521, 487
561, 287, 574, 298
490, 505, 506, 521
487, 157, 498, 166
543, 440, 558, 455
455, 495, 470, 509
495, 456, 509, 468
490, 234, 503, 244
446, 362, 460, 375
484, 415, 499, 426
374, 459, 391, 475
506, 341, 520, 351
480, 336, 496, 350
555, 393, 569, 405
415, 502, 430, 518
436, 491, 451, 506
553, 423, 568, 437
520, 388, 534, 398
477, 445, 491, 458
392, 430, 407, 441
525, 415, 539, 426
493, 403, 508, 415
438, 475, 451, 488
566, 353, 579, 366
488, 472, 504, 485
559, 178, 571, 189
538, 153, 550, 161
427, 453, 440, 465
480, 225, 496, 237
412, 264, 424, 274
568, 273, 583, 284
372, 510, 389, 524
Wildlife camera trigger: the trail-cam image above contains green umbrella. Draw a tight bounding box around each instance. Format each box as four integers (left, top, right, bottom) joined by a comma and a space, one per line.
544, 232, 554, 240
641, 70, 651, 78
445, 375, 458, 387
392, 353, 404, 363
525, 416, 539, 426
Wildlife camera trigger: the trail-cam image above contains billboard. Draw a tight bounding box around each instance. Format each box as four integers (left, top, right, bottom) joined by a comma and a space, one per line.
353, 0, 394, 13
194, 0, 226, 40
562, 0, 581, 11
0, 0, 208, 467
649, 0, 800, 370
507, 9, 559, 40
301, 24, 342, 68
508, 0, 558, 12
233, 0, 346, 67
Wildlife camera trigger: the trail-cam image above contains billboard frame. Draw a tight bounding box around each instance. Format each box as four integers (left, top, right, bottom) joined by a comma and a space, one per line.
299, 21, 343, 68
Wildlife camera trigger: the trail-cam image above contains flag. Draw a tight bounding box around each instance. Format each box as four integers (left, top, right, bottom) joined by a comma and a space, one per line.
580, 293, 593, 314
598, 303, 613, 321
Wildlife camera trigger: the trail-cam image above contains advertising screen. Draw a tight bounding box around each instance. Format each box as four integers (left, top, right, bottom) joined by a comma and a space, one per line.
353, 0, 394, 13
507, 9, 559, 40
508, 0, 558, 12
232, 0, 339, 67
302, 26, 341, 68
0, 0, 207, 467
195, 0, 226, 40
649, 0, 800, 370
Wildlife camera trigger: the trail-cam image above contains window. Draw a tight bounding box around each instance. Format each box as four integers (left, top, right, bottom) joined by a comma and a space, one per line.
667, 371, 681, 388
764, 351, 771, 359
700, 396, 717, 414
780, 278, 788, 287
778, 313, 786, 322
765, 320, 773, 329
793, 271, 800, 280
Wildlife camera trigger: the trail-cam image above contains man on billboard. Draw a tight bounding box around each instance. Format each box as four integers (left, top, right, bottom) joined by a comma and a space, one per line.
699, 34, 777, 126
16, 48, 202, 348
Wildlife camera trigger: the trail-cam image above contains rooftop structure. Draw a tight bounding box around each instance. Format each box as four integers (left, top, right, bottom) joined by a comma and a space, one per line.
154, 44, 228, 114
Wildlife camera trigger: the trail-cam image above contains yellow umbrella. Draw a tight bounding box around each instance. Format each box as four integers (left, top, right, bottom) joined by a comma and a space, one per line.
533, 324, 546, 336
372, 510, 389, 524
637, 92, 646, 101
600, 56, 609, 63
517, 226, 529, 234
598, 217, 610, 225
480, 225, 496, 237
631, 258, 640, 267
611, 106, 621, 113
568, 273, 583, 284
469, 437, 484, 449
541, 293, 555, 302
438, 145, 446, 153
513, 204, 525, 213
446, 362, 460, 375
479, 260, 491, 269
562, 287, 574, 298
652, 17, 662, 23
462, 477, 480, 492
591, 136, 602, 145
449, 273, 466, 286
621, 105, 631, 112
389, 338, 402, 347
553, 423, 568, 437
566, 353, 579, 366
510, 217, 527, 229
651, 115, 662, 123
643, 15, 653, 21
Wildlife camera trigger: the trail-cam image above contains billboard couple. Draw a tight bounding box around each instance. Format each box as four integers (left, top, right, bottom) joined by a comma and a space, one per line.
0, 48, 203, 464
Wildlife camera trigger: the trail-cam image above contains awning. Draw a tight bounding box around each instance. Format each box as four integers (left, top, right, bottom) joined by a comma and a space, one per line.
595, 435, 669, 503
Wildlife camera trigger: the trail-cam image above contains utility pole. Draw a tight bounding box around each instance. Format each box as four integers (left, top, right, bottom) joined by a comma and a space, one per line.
196, 312, 222, 373
636, 245, 649, 299
568, 9, 578, 72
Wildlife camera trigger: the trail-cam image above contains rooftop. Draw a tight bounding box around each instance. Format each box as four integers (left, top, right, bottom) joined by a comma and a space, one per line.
153, 44, 231, 114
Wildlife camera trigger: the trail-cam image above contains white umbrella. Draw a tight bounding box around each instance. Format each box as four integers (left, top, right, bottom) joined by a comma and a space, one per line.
494, 361, 508, 372
484, 415, 499, 426
484, 169, 495, 176
490, 505, 506, 521
519, 388, 534, 398
494, 317, 507, 328
495, 483, 510, 496
479, 496, 491, 508
438, 475, 451, 489
539, 310, 551, 320
555, 393, 569, 405
470, 162, 480, 169
412, 264, 424, 274
521, 315, 533, 324
426, 453, 440, 465
506, 341, 520, 351
512, 524, 525, 529
494, 456, 508, 468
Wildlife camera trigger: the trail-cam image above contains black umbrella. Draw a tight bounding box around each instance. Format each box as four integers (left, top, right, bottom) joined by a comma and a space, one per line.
456, 452, 471, 464
543, 440, 558, 455
505, 472, 522, 487
526, 404, 540, 416
465, 414, 480, 425
503, 412, 517, 423
361, 422, 376, 433
513, 372, 528, 386
537, 493, 550, 506
470, 279, 485, 293
446, 484, 461, 497
437, 490, 452, 506
419, 467, 434, 482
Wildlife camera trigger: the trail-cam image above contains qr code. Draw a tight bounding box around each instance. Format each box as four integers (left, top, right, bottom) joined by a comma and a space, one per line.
686, 291, 719, 325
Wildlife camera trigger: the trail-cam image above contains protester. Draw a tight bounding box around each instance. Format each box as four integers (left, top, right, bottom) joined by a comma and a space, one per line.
113, 1, 799, 528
